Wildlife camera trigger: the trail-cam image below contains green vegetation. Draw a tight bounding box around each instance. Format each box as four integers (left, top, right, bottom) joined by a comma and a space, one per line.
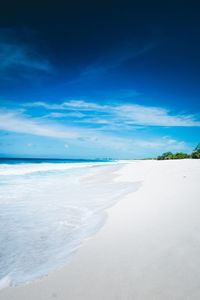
156, 143, 200, 160
157, 152, 189, 160
191, 143, 200, 159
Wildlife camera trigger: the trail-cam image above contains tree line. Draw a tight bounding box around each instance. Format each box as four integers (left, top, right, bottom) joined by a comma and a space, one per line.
157, 143, 200, 160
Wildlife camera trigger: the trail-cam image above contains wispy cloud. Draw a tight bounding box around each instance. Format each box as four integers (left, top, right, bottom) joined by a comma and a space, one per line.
0, 109, 77, 139
131, 136, 186, 150
25, 100, 200, 127
80, 42, 156, 78
0, 42, 51, 73
23, 101, 104, 111
114, 104, 200, 127
0, 107, 188, 156
0, 29, 52, 80
46, 112, 85, 118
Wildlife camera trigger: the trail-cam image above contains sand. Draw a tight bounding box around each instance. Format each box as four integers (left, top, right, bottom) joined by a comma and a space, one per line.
0, 159, 200, 300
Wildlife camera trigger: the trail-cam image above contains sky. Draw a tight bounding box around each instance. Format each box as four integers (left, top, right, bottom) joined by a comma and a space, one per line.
0, 1, 200, 159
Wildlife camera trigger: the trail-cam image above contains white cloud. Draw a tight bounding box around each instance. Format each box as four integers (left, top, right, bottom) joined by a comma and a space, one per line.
23, 102, 61, 110
46, 111, 85, 118
63, 100, 104, 110
0, 109, 78, 139
24, 100, 106, 111
115, 104, 200, 127
0, 108, 189, 157
131, 136, 186, 150
25, 100, 200, 127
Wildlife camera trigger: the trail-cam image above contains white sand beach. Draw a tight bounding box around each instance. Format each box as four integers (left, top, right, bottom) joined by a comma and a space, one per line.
1, 159, 200, 300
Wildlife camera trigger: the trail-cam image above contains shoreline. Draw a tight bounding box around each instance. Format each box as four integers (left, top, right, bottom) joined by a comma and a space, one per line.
0, 162, 137, 291
1, 159, 200, 299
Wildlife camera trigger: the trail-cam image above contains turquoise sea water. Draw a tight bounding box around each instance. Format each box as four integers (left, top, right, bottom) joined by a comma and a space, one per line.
0, 159, 135, 288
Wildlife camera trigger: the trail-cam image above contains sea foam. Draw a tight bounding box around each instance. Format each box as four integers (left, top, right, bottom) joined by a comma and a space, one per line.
0, 276, 11, 290
0, 161, 115, 176
0, 161, 136, 287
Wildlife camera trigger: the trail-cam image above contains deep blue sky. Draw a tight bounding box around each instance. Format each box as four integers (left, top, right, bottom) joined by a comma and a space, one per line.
0, 1, 200, 158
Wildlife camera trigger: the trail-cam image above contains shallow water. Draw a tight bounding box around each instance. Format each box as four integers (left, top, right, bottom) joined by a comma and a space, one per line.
0, 161, 136, 288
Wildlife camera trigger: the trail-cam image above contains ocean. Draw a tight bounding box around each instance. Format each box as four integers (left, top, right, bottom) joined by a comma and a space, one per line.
0, 158, 134, 288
